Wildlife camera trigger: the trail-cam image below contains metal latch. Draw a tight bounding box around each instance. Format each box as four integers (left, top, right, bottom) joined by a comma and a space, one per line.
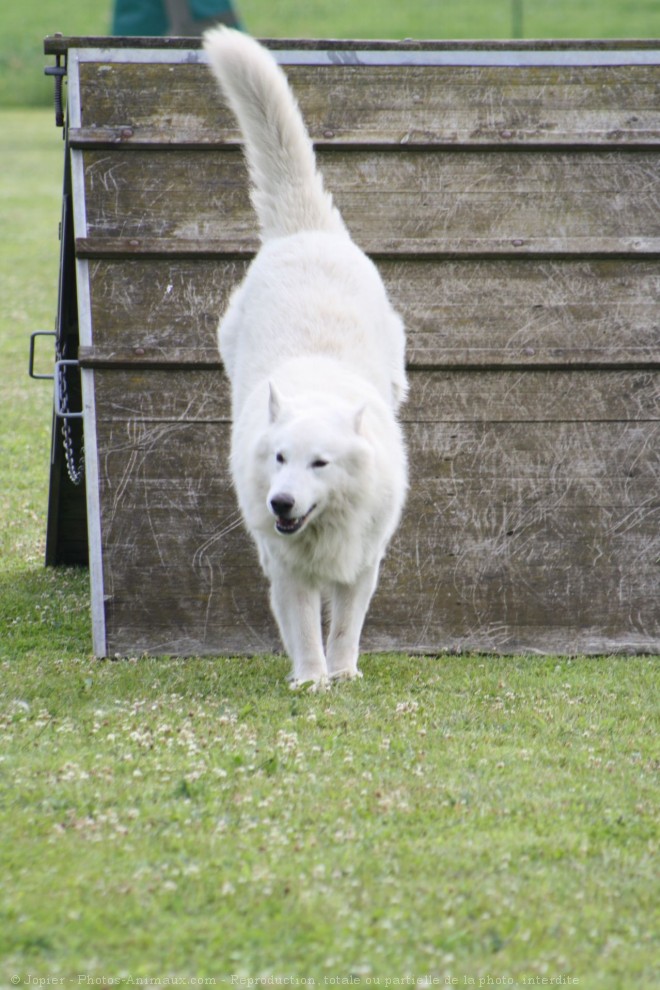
29, 335, 82, 418
28, 331, 55, 380
29, 331, 85, 483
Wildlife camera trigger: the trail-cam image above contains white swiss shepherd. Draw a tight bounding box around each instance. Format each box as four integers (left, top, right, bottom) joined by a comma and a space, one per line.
203, 29, 408, 688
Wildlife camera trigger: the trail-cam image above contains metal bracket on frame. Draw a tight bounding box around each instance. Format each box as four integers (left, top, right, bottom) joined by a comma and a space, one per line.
28, 330, 56, 380
44, 52, 67, 128
29, 332, 82, 418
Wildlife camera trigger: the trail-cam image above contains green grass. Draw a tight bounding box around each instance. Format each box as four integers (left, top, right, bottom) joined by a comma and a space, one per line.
1, 653, 658, 985
1, 78, 659, 990
238, 0, 660, 41
0, 109, 90, 665
2, 0, 660, 107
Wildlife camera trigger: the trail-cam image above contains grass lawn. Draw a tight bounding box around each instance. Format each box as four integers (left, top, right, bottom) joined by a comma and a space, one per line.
2, 0, 660, 107
1, 652, 658, 985
0, 81, 658, 990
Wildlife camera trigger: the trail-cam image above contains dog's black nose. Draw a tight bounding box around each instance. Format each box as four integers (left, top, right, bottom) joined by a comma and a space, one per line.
270, 493, 295, 517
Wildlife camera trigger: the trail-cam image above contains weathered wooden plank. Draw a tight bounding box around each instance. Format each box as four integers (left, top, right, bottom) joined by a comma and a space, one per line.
94, 416, 660, 490
94, 418, 659, 656
386, 258, 660, 360
102, 539, 660, 657
72, 62, 660, 148
75, 235, 660, 258
102, 592, 660, 657
95, 420, 660, 511
405, 370, 660, 422
79, 148, 660, 249
79, 257, 660, 363
78, 345, 660, 371
90, 367, 660, 423
86, 257, 245, 349
46, 36, 660, 54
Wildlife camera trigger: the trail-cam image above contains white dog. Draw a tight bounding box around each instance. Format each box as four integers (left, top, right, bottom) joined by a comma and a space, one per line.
203, 29, 408, 687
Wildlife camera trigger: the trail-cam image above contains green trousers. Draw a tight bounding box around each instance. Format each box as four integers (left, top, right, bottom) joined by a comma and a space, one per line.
112, 0, 243, 36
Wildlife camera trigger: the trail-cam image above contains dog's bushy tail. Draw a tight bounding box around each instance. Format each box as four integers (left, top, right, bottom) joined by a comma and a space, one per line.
203, 28, 346, 241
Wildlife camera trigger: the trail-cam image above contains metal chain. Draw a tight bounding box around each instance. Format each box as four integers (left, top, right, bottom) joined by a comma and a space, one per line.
56, 343, 85, 486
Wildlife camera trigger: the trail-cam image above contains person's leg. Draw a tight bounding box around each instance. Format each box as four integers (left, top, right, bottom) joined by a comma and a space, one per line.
112, 0, 169, 36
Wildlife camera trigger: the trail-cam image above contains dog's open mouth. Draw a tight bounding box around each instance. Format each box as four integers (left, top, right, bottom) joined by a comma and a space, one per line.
275, 505, 316, 535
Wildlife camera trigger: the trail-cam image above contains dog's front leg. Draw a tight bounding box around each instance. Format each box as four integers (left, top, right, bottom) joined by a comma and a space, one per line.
326, 563, 379, 681
268, 573, 327, 689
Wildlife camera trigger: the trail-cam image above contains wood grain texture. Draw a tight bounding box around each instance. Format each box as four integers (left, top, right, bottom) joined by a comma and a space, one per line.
91, 368, 659, 424
75, 235, 660, 259
79, 147, 660, 252
80, 257, 660, 367
74, 62, 660, 147
91, 366, 660, 656
94, 415, 659, 656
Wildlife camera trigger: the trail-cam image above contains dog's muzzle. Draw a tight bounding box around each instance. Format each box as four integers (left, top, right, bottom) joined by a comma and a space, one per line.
269, 493, 316, 535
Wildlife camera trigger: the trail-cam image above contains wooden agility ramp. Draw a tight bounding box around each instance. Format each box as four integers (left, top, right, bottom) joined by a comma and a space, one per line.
41, 36, 660, 656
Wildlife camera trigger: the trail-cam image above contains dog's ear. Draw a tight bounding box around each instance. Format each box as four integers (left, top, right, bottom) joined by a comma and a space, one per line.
268, 382, 282, 423
354, 404, 366, 435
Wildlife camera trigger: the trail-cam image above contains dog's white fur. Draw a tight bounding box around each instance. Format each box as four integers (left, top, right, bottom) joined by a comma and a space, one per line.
203, 28, 408, 687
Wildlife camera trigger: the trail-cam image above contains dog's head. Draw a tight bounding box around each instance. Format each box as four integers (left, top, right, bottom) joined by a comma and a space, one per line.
260, 383, 372, 537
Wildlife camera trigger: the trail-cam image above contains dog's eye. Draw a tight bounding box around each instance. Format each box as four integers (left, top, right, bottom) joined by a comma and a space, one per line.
276, 452, 286, 464
311, 458, 328, 469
